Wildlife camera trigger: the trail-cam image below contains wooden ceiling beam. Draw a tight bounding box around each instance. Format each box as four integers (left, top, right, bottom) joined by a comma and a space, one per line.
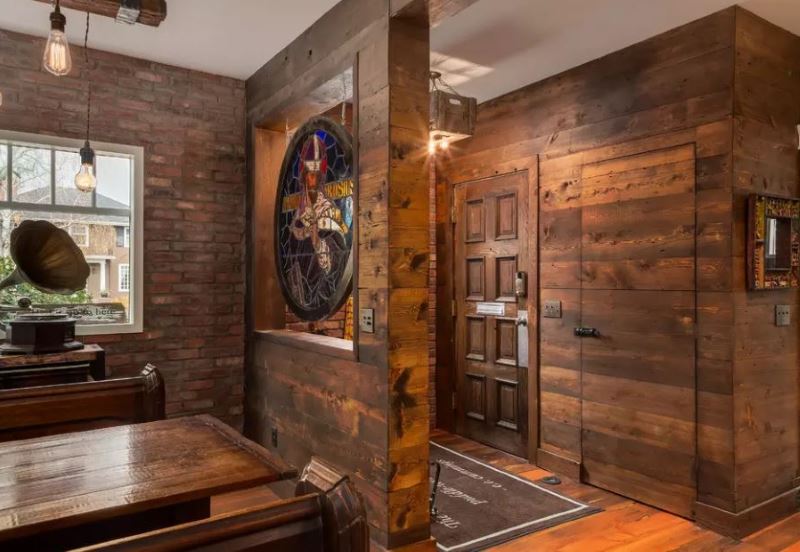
430, 0, 480, 27
32, 0, 167, 27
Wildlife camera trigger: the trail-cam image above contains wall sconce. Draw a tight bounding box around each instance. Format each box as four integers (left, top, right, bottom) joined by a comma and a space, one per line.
429, 71, 476, 154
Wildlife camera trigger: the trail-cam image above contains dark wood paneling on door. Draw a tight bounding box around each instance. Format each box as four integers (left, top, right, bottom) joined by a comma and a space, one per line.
454, 172, 529, 457
578, 144, 698, 518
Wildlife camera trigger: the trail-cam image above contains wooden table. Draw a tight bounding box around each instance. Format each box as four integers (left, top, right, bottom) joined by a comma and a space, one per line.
0, 415, 296, 550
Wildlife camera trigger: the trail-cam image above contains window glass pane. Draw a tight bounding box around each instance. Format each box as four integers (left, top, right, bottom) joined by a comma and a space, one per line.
12, 146, 51, 203
55, 150, 91, 207
119, 264, 130, 292
96, 154, 131, 208
0, 144, 7, 201
0, 141, 135, 329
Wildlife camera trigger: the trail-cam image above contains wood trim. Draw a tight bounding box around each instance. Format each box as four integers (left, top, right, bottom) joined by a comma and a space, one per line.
695, 487, 800, 539
254, 330, 356, 361
250, 128, 287, 332
536, 448, 581, 481
436, 159, 539, 465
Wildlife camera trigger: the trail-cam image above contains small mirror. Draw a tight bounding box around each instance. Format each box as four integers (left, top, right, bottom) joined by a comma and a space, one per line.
765, 217, 792, 271
748, 194, 800, 290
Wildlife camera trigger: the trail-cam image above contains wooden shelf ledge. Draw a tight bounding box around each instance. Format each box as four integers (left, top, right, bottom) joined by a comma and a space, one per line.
254, 330, 355, 361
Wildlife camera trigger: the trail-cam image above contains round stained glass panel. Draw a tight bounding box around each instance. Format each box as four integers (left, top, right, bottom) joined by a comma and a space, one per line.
274, 117, 354, 321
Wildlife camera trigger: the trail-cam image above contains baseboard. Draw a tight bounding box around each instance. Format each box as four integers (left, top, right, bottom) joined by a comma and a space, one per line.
536, 448, 581, 480
695, 487, 800, 539
385, 537, 438, 551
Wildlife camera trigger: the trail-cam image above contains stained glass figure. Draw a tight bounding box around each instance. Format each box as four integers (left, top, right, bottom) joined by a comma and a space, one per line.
275, 117, 354, 321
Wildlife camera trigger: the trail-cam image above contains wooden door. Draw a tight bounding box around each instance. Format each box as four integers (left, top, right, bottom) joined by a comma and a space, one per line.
578, 144, 698, 518
454, 172, 529, 457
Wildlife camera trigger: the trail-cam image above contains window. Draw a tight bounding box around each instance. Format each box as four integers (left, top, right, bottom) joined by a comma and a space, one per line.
119, 263, 130, 292
0, 130, 143, 335
68, 224, 89, 247
115, 226, 130, 248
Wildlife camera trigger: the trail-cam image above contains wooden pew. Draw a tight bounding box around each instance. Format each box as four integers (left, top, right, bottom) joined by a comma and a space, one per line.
0, 364, 164, 442
81, 458, 369, 552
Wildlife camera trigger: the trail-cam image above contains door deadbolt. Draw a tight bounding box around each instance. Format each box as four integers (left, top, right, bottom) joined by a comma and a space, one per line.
574, 327, 600, 338
515, 271, 527, 298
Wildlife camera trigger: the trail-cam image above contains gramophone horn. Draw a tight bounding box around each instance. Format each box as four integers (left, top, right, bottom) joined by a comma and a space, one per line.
0, 220, 90, 295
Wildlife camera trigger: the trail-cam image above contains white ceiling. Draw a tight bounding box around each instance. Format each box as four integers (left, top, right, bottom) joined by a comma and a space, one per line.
0, 0, 340, 80
432, 0, 800, 102
0, 0, 797, 102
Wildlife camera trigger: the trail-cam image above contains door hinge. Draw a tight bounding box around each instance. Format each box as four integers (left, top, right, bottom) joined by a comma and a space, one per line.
452, 391, 457, 411
451, 299, 457, 317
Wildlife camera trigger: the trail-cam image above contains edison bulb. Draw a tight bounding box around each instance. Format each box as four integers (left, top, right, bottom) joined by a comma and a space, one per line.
439, 139, 450, 150
43, 19, 72, 76
75, 163, 96, 193
428, 140, 437, 155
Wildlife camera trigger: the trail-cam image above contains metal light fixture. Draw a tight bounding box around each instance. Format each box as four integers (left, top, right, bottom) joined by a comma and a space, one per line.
429, 71, 477, 154
116, 0, 142, 25
43, 0, 73, 76
75, 11, 96, 193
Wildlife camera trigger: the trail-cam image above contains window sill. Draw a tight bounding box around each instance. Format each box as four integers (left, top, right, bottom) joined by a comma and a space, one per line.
78, 321, 143, 336
254, 329, 355, 360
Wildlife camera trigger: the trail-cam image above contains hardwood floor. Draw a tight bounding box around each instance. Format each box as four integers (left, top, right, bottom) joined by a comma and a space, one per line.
211, 430, 800, 551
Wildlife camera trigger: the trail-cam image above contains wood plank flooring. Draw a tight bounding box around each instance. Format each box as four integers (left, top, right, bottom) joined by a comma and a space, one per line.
211, 430, 800, 551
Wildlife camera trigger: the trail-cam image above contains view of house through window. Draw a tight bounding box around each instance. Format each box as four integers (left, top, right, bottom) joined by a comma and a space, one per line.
0, 134, 139, 331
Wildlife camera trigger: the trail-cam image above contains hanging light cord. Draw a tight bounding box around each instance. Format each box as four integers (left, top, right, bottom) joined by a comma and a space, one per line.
84, 11, 91, 144
431, 72, 464, 99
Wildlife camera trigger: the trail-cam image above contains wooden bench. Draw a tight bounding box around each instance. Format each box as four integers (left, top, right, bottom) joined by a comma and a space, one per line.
80, 458, 369, 552
0, 364, 164, 443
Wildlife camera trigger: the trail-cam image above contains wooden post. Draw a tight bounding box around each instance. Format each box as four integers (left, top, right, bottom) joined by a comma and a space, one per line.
357, 1, 432, 548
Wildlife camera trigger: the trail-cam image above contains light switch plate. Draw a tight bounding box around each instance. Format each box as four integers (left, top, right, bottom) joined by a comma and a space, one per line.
543, 300, 562, 319
776, 305, 791, 327
359, 308, 375, 333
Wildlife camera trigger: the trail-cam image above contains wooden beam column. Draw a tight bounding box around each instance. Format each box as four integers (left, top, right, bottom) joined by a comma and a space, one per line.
357, 1, 432, 548
386, 4, 431, 549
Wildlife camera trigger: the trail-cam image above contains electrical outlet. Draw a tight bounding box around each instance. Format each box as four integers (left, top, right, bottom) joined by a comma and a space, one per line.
543, 300, 562, 319
776, 305, 791, 327
271, 428, 278, 448
359, 308, 375, 333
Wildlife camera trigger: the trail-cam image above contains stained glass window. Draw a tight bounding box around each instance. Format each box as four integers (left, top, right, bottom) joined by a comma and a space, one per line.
275, 117, 354, 321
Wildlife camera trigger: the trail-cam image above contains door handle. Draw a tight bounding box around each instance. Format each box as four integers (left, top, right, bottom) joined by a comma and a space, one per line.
574, 327, 600, 338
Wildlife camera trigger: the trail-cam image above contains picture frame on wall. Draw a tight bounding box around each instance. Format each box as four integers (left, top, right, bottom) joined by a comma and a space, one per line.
747, 193, 800, 290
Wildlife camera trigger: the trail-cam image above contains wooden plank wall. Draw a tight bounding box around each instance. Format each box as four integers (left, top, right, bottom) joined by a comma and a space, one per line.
248, 334, 389, 539
731, 8, 800, 514
246, 0, 432, 549
438, 5, 800, 537
439, 4, 736, 478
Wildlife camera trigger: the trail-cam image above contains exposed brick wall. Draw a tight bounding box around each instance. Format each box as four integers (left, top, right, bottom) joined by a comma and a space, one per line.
0, 29, 246, 428
285, 299, 350, 338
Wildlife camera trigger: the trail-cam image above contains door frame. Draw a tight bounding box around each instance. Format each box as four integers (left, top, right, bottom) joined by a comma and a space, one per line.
435, 156, 539, 462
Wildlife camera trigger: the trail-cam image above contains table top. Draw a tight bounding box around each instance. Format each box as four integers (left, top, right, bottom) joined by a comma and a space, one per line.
0, 415, 295, 542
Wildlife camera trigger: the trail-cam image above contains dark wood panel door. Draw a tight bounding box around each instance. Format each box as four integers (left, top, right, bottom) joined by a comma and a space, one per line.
454, 172, 529, 457
578, 144, 698, 518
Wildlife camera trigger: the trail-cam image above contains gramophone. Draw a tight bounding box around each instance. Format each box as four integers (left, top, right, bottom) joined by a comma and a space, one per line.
0, 220, 90, 355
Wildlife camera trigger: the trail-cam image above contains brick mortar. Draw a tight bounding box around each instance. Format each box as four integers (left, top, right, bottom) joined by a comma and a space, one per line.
0, 28, 247, 428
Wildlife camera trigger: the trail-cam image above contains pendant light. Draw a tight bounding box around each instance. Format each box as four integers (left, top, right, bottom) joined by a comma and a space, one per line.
43, 0, 73, 76
75, 11, 96, 194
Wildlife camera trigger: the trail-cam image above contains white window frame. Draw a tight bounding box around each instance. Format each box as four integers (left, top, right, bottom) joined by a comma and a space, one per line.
123, 226, 130, 248
118, 263, 130, 292
0, 130, 143, 335
69, 224, 89, 247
